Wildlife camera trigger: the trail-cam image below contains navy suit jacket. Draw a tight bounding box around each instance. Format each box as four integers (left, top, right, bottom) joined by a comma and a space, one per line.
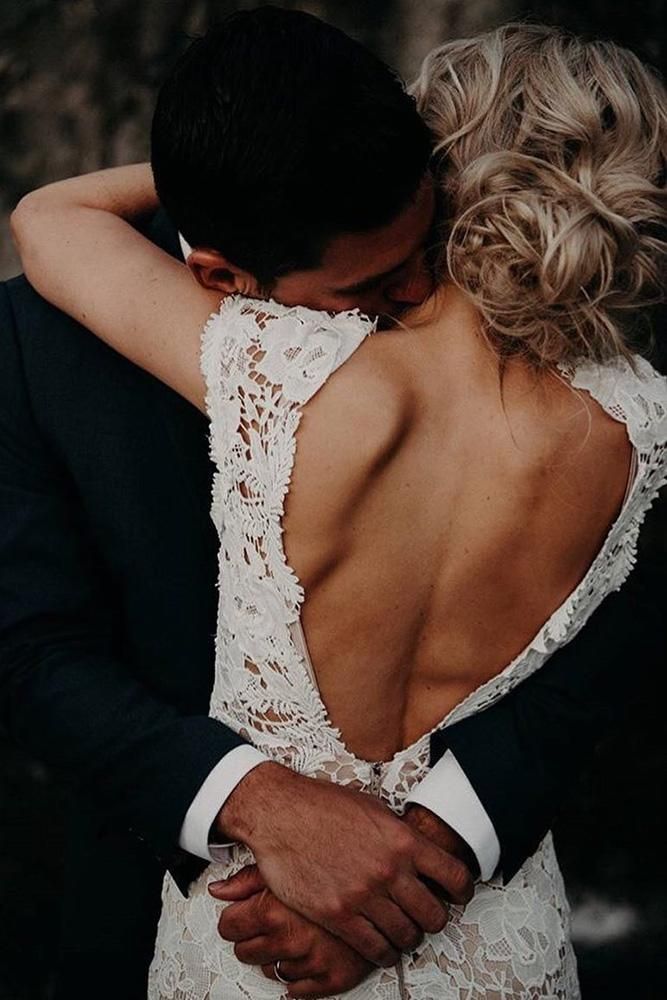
0, 212, 662, 998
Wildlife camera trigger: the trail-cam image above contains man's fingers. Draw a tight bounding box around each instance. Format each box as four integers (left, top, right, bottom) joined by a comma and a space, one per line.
415, 841, 474, 906
362, 896, 423, 952
236, 936, 278, 965
262, 963, 332, 1000
270, 957, 311, 982
390, 873, 449, 935
217, 891, 273, 942
285, 978, 327, 999
208, 863, 266, 901
235, 934, 308, 965
262, 952, 373, 998
258, 955, 314, 981
327, 914, 399, 968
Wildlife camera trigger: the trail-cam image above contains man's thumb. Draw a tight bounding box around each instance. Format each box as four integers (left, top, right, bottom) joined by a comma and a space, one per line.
208, 864, 266, 900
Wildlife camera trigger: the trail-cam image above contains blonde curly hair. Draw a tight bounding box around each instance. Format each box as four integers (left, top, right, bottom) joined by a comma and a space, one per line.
411, 23, 667, 368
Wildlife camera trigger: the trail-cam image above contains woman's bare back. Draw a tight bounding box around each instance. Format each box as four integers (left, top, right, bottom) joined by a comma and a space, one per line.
284, 287, 633, 762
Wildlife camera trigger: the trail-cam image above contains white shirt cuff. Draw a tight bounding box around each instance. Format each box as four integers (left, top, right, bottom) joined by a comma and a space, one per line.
405, 749, 500, 882
178, 232, 192, 261
178, 744, 270, 863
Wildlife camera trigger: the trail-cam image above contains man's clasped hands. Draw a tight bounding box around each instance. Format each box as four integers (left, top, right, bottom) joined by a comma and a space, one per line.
206, 761, 477, 997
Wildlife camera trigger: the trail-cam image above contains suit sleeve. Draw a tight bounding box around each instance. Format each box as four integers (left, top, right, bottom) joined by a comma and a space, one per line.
426, 557, 663, 882
0, 283, 246, 892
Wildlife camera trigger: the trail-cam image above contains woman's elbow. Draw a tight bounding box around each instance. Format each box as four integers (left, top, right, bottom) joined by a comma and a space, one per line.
10, 191, 53, 278
11, 193, 39, 256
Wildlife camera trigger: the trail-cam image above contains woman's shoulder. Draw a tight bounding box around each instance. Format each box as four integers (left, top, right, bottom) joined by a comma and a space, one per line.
301, 322, 414, 463
282, 325, 416, 546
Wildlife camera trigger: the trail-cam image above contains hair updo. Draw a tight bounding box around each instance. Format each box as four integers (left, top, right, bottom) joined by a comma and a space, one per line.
411, 24, 667, 368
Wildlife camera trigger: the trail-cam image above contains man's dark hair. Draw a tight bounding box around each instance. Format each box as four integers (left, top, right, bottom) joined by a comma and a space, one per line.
151, 6, 432, 287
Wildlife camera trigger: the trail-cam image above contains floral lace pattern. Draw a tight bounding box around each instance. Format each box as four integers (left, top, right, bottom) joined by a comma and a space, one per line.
149, 297, 667, 999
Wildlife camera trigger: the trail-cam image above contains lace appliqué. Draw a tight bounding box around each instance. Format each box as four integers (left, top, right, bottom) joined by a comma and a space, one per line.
149, 299, 667, 999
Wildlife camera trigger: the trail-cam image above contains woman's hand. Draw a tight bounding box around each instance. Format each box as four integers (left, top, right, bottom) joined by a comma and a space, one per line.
211, 866, 377, 998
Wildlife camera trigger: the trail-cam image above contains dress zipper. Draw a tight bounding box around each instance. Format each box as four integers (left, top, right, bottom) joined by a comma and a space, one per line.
369, 761, 409, 1000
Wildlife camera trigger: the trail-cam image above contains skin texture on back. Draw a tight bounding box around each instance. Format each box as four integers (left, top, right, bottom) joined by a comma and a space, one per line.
284, 285, 633, 762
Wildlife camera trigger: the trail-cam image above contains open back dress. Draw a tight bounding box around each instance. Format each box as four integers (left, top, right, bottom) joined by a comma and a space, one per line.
149, 296, 667, 1000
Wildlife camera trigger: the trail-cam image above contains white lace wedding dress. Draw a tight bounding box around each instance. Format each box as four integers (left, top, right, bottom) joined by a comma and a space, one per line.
148, 296, 667, 1000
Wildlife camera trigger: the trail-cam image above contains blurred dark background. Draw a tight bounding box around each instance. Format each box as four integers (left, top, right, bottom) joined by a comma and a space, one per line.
1, 2, 665, 998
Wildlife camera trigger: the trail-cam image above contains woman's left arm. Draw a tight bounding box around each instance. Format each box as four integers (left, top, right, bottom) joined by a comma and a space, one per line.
10, 163, 221, 411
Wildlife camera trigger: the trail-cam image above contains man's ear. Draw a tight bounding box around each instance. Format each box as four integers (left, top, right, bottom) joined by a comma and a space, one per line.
186, 248, 262, 297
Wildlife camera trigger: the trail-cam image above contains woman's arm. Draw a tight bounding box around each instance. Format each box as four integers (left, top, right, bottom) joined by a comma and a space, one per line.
10, 164, 221, 410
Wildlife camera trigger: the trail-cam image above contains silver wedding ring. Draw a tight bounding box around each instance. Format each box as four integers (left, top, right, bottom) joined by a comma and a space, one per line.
274, 959, 292, 985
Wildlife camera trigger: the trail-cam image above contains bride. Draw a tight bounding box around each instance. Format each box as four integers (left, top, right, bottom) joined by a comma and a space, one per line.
11, 21, 667, 1000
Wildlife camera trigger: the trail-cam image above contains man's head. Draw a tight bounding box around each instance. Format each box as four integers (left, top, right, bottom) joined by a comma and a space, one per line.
151, 7, 435, 317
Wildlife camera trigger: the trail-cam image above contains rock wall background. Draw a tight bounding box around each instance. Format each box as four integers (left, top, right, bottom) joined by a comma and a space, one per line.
1, 0, 666, 275
1, 2, 665, 998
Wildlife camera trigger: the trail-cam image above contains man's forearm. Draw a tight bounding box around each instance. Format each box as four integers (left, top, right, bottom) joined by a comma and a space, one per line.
0, 626, 244, 865
0, 275, 243, 876
214, 759, 299, 847
180, 745, 271, 861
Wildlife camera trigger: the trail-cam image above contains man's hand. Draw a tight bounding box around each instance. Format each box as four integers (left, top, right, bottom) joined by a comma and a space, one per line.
403, 804, 480, 879
209, 803, 478, 993
211, 866, 375, 999
210, 761, 474, 966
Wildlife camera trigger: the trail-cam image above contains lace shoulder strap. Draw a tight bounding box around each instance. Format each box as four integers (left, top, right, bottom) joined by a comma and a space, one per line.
197, 294, 375, 753
200, 294, 375, 527
556, 352, 667, 566
557, 354, 667, 451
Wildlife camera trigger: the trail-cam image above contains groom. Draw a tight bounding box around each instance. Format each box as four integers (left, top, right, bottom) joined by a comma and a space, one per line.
0, 8, 661, 999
